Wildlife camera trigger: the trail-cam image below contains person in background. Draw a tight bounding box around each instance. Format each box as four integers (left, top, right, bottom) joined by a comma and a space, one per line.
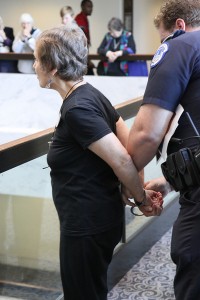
126, 1, 200, 299
75, 0, 93, 46
60, 6, 76, 26
75, 0, 94, 75
33, 25, 162, 300
97, 17, 137, 76
0, 16, 17, 72
12, 13, 41, 74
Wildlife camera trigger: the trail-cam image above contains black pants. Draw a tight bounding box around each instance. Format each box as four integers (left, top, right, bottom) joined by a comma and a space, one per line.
60, 224, 122, 300
171, 187, 200, 300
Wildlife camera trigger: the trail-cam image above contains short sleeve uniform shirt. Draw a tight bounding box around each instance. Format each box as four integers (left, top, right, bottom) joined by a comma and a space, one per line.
142, 30, 200, 152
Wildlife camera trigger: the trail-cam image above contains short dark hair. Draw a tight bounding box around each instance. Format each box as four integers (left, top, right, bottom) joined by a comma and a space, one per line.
81, 0, 92, 8
36, 25, 88, 81
154, 0, 200, 30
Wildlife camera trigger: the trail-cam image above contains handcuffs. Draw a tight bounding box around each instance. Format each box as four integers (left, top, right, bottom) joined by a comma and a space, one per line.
130, 190, 147, 216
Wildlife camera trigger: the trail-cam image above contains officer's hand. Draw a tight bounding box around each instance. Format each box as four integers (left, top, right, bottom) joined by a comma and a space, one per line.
144, 176, 173, 197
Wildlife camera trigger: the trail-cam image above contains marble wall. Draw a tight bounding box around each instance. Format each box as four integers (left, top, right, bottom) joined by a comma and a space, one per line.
0, 73, 172, 273
0, 73, 149, 271
0, 73, 148, 144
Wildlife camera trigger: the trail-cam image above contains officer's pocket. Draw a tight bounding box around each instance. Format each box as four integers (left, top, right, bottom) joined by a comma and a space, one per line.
181, 187, 200, 205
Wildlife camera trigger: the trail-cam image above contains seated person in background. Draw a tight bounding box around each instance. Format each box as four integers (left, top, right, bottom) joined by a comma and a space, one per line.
60, 6, 76, 26
12, 13, 41, 74
97, 17, 136, 76
0, 16, 18, 72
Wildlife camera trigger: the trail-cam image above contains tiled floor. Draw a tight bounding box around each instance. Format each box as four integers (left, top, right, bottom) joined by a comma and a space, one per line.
0, 265, 62, 300
108, 228, 175, 300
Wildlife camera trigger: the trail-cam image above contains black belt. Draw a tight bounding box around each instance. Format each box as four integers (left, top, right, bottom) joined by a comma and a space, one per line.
161, 147, 200, 191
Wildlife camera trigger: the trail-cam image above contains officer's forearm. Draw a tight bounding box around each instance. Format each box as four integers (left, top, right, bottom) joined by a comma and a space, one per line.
127, 134, 159, 171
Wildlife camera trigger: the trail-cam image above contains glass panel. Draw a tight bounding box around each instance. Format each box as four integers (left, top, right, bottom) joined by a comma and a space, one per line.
0, 123, 177, 299
0, 155, 62, 299
123, 117, 178, 242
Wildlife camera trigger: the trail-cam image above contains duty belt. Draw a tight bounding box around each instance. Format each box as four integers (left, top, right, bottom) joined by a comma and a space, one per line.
161, 147, 200, 192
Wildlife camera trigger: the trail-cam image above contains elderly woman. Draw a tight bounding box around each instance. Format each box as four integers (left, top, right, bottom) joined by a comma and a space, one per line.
97, 17, 136, 76
33, 25, 162, 300
12, 13, 41, 73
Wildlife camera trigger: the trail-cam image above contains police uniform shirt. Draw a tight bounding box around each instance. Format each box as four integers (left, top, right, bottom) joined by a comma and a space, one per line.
142, 30, 200, 153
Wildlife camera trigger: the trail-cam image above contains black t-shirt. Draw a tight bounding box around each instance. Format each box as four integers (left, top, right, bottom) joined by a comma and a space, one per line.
47, 83, 124, 236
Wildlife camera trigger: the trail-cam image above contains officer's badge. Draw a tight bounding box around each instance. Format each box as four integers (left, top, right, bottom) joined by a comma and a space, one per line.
151, 43, 169, 68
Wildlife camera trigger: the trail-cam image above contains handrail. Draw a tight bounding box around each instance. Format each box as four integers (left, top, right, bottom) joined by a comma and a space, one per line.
0, 53, 153, 61
0, 128, 53, 173
0, 96, 143, 173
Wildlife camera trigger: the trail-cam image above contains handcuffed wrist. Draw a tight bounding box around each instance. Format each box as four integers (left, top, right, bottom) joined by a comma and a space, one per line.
134, 190, 147, 207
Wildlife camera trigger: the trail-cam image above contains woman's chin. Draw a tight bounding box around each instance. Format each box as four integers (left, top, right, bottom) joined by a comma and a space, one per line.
40, 82, 47, 88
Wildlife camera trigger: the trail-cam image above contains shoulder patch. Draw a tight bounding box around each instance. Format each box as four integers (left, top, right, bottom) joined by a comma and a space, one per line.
151, 43, 169, 68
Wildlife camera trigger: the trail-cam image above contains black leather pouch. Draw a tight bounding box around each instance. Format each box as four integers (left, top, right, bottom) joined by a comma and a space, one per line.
161, 153, 185, 191
161, 148, 200, 191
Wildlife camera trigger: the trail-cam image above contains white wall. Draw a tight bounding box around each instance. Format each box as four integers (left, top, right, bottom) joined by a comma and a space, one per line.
2, 0, 163, 54
133, 0, 163, 53
1, 0, 123, 54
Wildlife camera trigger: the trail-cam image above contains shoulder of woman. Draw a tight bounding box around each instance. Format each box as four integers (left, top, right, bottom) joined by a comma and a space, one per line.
106, 32, 111, 38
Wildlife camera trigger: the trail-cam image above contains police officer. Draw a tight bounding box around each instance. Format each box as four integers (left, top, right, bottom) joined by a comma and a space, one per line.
126, 1, 200, 299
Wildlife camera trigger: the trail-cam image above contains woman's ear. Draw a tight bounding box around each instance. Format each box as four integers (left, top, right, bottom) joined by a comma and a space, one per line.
45, 69, 57, 89
175, 18, 186, 31
52, 69, 57, 77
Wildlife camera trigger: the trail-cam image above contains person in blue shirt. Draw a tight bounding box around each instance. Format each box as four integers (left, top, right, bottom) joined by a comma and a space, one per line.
126, 1, 200, 299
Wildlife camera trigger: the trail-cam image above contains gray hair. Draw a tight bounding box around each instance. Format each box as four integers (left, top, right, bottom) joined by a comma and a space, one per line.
20, 13, 34, 24
108, 17, 124, 32
36, 25, 88, 81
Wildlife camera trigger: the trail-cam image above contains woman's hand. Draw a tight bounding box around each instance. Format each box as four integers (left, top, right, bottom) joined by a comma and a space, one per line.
106, 50, 116, 62
114, 50, 123, 58
22, 23, 32, 39
139, 189, 163, 217
121, 185, 163, 217
106, 50, 122, 62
